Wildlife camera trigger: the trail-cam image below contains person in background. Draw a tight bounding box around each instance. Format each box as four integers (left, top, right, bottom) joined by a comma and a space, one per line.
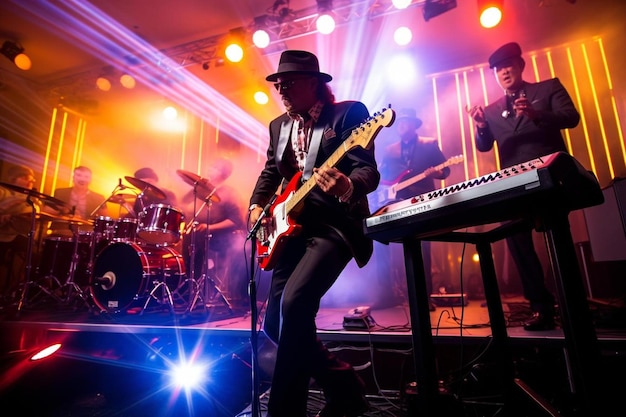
248, 50, 379, 417
0, 165, 40, 302
50, 165, 108, 235
131, 167, 178, 215
181, 158, 247, 308
467, 42, 580, 331
377, 108, 451, 311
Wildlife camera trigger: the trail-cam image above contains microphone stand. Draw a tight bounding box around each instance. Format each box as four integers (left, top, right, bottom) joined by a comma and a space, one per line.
245, 196, 275, 417
247, 230, 262, 417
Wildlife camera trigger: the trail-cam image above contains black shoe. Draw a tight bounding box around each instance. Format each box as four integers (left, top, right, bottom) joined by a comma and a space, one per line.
523, 312, 555, 331
316, 372, 369, 417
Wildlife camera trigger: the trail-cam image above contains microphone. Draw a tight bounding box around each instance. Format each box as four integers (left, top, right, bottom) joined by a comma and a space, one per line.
246, 195, 277, 241
118, 178, 127, 190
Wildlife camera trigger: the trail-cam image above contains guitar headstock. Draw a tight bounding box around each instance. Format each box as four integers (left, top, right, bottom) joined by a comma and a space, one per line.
347, 107, 396, 150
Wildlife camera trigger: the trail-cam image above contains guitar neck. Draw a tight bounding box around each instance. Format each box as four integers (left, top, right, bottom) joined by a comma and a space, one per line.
286, 146, 344, 214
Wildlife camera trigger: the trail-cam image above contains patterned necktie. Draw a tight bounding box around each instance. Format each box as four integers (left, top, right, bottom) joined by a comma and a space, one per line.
292, 116, 307, 171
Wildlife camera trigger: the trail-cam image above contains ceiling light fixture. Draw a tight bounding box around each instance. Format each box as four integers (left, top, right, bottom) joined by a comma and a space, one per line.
316, 0, 336, 35
478, 0, 503, 29
423, 0, 457, 22
1, 40, 32, 71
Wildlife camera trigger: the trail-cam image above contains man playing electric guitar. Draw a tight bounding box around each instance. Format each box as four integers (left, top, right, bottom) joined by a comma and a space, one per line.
247, 50, 385, 417
376, 108, 451, 311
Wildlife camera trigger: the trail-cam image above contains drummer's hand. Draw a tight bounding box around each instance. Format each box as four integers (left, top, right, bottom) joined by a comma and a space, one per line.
196, 223, 208, 233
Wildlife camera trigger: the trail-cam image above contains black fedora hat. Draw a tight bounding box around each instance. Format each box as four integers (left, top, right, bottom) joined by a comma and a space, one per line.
266, 50, 332, 82
397, 108, 423, 129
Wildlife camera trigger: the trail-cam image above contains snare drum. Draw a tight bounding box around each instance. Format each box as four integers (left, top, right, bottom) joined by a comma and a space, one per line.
137, 204, 184, 245
90, 242, 185, 313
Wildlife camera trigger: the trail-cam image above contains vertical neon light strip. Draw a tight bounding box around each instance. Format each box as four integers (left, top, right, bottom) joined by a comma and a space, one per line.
180, 110, 188, 171
431, 77, 445, 187
41, 107, 58, 194
564, 48, 597, 173
597, 38, 626, 167
461, 71, 475, 180
478, 67, 497, 171
197, 119, 205, 174
51, 112, 69, 192
582, 42, 614, 179
454, 73, 469, 181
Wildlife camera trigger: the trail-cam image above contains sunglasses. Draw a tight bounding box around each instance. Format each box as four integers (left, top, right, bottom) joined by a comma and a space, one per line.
273, 77, 312, 92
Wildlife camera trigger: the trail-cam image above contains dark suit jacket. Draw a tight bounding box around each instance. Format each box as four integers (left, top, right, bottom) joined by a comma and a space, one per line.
476, 78, 580, 167
249, 100, 380, 267
54, 187, 107, 219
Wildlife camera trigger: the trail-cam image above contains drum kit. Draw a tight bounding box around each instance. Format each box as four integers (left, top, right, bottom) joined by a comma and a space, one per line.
3, 169, 231, 316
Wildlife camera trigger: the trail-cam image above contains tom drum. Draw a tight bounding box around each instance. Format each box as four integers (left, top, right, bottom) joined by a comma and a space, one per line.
137, 204, 184, 245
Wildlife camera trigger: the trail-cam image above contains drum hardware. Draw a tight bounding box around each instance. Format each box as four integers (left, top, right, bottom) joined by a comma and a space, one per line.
175, 170, 231, 314
3, 186, 90, 312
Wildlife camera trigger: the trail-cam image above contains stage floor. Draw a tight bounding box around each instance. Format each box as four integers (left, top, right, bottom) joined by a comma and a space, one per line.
1, 291, 625, 417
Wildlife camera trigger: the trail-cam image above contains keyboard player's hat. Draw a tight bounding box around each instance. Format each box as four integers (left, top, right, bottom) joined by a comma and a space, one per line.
397, 108, 422, 130
488, 42, 523, 69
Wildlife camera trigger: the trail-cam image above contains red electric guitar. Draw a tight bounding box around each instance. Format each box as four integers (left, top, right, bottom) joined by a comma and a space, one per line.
255, 107, 396, 271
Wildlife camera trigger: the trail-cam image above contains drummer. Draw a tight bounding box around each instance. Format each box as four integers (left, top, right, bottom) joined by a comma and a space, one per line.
0, 164, 41, 301
49, 166, 109, 237
131, 167, 178, 215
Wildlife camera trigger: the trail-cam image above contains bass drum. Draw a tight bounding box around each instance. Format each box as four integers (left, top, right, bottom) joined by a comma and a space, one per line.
91, 242, 185, 313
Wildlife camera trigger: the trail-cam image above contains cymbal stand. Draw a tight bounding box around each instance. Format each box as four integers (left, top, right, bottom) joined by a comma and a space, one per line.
58, 223, 92, 309
17, 194, 55, 312
184, 186, 232, 314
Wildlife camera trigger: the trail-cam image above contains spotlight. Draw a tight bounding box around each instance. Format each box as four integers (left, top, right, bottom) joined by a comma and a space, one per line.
119, 73, 136, 89
96, 76, 112, 92
252, 16, 271, 49
1, 40, 32, 70
423, 0, 457, 22
224, 28, 246, 63
316, 0, 335, 35
478, 0, 503, 28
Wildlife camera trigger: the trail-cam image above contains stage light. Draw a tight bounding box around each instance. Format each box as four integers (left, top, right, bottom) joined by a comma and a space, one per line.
96, 76, 112, 91
1, 40, 32, 70
394, 26, 413, 46
30, 343, 62, 361
392, 0, 411, 9
169, 361, 208, 390
224, 28, 246, 62
252, 16, 271, 49
316, 0, 335, 35
423, 0, 457, 22
478, 0, 503, 28
120, 73, 136, 89
254, 91, 269, 105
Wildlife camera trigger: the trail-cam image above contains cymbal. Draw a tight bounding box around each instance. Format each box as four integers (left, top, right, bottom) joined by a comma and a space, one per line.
107, 193, 136, 205
176, 170, 220, 203
16, 211, 93, 225
0, 182, 68, 210
124, 176, 166, 200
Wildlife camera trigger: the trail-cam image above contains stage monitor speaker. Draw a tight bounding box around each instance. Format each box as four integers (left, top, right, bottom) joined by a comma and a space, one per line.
583, 177, 626, 262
